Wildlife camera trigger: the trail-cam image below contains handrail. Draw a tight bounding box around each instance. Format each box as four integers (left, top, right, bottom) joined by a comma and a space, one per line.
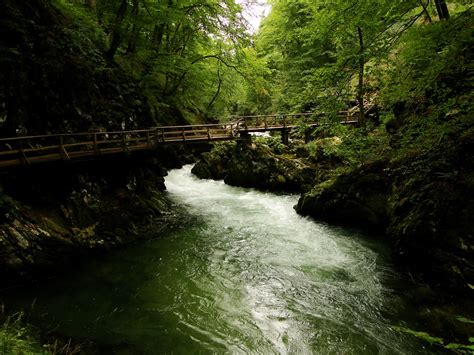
0, 123, 235, 142
0, 111, 363, 169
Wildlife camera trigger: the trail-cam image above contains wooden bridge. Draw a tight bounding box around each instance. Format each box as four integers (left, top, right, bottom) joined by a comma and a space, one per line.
0, 112, 359, 169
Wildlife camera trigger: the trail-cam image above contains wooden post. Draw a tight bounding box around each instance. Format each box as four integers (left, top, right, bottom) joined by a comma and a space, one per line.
264, 117, 268, 129
121, 132, 127, 152
93, 133, 100, 155
18, 140, 29, 166
207, 127, 211, 140
304, 128, 311, 144
59, 136, 70, 161
230, 123, 234, 138
146, 131, 152, 148
161, 128, 165, 143
281, 129, 289, 145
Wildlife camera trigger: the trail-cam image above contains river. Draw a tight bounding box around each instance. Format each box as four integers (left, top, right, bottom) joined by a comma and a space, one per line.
2, 165, 426, 353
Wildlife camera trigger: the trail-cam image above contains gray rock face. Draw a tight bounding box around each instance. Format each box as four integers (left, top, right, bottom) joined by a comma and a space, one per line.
0, 153, 177, 281
295, 135, 474, 292
295, 160, 392, 231
192, 141, 313, 192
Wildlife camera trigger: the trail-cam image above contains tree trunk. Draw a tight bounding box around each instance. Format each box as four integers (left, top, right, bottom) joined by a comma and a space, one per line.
207, 63, 222, 111
434, 0, 450, 20
419, 0, 432, 23
357, 26, 366, 130
126, 0, 139, 54
85, 0, 96, 10
106, 0, 128, 62
153, 24, 165, 48
127, 25, 139, 54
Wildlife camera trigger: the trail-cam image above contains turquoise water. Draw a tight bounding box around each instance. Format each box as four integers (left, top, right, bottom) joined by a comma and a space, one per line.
2, 166, 425, 353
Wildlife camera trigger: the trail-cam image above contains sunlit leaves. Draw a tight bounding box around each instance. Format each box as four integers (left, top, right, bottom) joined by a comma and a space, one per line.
251, 0, 429, 113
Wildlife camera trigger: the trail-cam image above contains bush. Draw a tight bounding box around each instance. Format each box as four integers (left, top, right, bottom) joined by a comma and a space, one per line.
379, 10, 473, 111
0, 312, 47, 354
306, 125, 390, 166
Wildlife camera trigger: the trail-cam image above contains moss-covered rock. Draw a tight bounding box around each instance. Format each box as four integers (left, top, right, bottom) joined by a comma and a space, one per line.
296, 131, 474, 292
192, 142, 236, 180
295, 160, 392, 231
192, 140, 314, 192
0, 152, 179, 281
386, 133, 474, 290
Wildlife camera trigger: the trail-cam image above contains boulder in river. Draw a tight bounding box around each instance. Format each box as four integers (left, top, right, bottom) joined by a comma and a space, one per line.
296, 132, 474, 293
193, 140, 314, 192
295, 160, 392, 231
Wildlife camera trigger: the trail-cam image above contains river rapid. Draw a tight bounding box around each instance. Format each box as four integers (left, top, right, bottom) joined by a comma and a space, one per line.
2, 165, 426, 353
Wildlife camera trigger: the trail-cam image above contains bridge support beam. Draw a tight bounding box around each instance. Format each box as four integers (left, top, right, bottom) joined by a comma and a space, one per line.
304, 128, 313, 144
281, 129, 289, 145
237, 131, 252, 147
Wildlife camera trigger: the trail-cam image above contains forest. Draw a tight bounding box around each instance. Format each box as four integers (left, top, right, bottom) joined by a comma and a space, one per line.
0, 0, 473, 353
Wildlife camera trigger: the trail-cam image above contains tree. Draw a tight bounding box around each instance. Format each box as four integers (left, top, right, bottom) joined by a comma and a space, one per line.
357, 26, 366, 129
68, 0, 255, 118
105, 0, 128, 62
252, 0, 431, 120
434, 0, 450, 20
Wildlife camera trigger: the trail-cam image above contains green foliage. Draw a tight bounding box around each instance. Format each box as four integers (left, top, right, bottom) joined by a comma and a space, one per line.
249, 0, 426, 113
53, 0, 260, 120
379, 10, 473, 109
0, 312, 47, 355
392, 325, 444, 345
444, 342, 474, 351
52, 0, 107, 51
392, 110, 474, 159
306, 126, 390, 166
456, 316, 474, 325
254, 135, 286, 154
393, 324, 474, 352
210, 141, 237, 157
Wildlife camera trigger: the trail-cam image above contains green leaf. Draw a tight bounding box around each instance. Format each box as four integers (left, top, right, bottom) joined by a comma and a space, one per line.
456, 316, 474, 324
392, 326, 444, 345
445, 343, 474, 351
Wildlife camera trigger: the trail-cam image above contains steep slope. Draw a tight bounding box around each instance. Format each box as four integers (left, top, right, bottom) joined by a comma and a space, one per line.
0, 0, 152, 136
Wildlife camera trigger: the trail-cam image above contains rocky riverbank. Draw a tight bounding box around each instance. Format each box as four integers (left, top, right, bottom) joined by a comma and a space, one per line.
193, 128, 474, 294
296, 129, 474, 295
0, 145, 201, 283
192, 126, 474, 345
192, 137, 344, 193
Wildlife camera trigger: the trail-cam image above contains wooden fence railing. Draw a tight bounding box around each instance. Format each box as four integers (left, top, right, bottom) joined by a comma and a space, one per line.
231, 111, 360, 131
0, 122, 237, 169
0, 110, 364, 169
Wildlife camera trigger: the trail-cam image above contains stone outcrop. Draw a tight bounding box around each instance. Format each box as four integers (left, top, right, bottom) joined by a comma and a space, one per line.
0, 150, 186, 281
295, 160, 392, 231
192, 141, 314, 192
296, 132, 474, 292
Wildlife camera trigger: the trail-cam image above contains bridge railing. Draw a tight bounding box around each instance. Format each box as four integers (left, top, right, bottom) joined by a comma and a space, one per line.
230, 111, 359, 130
157, 122, 236, 142
0, 122, 240, 168
0, 108, 367, 169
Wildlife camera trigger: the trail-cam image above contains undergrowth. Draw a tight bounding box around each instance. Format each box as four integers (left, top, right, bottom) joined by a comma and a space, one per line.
0, 307, 84, 354
0, 311, 47, 354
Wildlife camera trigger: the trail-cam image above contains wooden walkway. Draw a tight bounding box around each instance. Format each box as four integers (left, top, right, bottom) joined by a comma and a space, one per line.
0, 112, 359, 169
